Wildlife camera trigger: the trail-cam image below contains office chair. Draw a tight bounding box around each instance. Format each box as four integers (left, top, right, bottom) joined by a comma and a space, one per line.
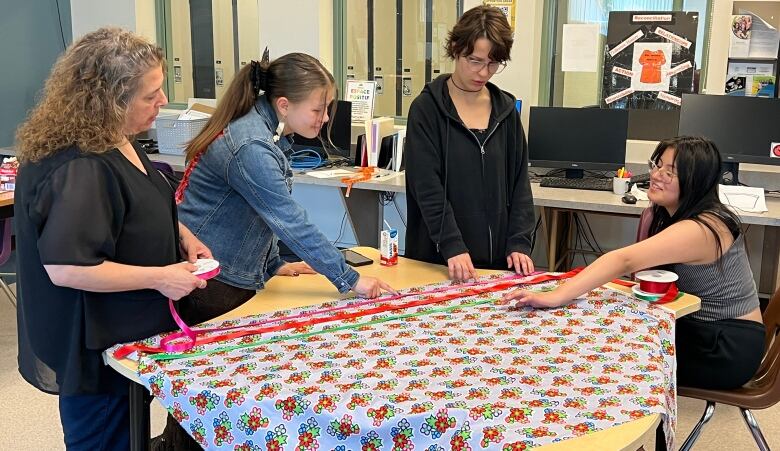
0, 218, 16, 307
677, 286, 780, 450
636, 207, 653, 242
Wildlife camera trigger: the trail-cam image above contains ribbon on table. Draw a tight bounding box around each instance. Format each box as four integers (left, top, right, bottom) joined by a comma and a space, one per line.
611, 279, 681, 305
643, 283, 679, 304
113, 268, 584, 360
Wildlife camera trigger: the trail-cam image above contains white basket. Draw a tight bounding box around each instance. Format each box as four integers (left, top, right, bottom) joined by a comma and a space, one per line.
155, 115, 209, 155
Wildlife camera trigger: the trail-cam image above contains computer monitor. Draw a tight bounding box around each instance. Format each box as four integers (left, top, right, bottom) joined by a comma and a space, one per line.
679, 94, 780, 185
528, 107, 629, 177
292, 99, 352, 159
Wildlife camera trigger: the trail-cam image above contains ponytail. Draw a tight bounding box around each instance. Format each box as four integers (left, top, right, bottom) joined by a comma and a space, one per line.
177, 50, 335, 203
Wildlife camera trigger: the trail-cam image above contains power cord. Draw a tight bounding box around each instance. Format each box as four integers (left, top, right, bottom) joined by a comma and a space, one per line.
331, 211, 347, 246
289, 149, 323, 170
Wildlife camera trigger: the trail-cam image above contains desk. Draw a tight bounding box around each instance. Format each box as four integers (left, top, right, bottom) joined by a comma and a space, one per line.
288, 174, 780, 297
0, 191, 13, 214
22, 145, 772, 288
106, 248, 699, 451
530, 184, 780, 296
0, 191, 14, 221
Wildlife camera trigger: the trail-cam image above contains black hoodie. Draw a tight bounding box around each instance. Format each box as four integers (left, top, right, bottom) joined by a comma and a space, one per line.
404, 74, 535, 269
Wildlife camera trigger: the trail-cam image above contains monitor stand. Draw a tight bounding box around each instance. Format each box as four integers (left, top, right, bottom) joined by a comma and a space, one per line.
565, 169, 584, 179
721, 162, 740, 186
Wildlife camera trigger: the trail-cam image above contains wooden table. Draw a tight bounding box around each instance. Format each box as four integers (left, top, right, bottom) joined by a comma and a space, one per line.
106, 247, 699, 451
0, 191, 13, 219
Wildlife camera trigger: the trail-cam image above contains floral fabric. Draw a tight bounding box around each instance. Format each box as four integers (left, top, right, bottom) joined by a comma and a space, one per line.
119, 274, 676, 450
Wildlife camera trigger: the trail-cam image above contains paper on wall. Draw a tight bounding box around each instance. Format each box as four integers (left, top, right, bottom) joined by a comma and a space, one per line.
738, 9, 780, 58
346, 80, 377, 123
561, 24, 600, 72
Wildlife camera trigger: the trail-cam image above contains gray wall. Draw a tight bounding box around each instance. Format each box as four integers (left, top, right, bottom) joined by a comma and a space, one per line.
69, 0, 134, 38
0, 0, 72, 147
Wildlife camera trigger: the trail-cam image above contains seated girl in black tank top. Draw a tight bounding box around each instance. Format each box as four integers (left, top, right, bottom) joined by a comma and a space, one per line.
503, 136, 764, 390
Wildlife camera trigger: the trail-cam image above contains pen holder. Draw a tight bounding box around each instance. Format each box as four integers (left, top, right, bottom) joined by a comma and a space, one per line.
612, 177, 630, 195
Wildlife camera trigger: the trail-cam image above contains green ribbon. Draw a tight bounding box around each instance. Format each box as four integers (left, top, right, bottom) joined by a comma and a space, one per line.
148, 297, 498, 362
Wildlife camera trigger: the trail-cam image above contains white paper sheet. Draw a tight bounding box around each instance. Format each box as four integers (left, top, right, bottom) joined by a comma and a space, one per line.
719, 184, 768, 213
561, 24, 600, 72
305, 169, 354, 179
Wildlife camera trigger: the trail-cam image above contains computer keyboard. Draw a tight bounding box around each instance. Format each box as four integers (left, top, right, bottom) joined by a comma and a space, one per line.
631, 172, 651, 186
539, 177, 613, 191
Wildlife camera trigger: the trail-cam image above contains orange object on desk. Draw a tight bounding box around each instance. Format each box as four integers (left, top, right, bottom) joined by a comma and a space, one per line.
341, 166, 376, 197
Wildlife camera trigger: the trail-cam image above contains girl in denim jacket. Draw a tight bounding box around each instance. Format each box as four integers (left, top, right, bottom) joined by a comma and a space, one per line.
175, 51, 396, 326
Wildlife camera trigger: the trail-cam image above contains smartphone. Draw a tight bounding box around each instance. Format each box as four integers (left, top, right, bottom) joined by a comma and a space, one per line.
342, 249, 373, 267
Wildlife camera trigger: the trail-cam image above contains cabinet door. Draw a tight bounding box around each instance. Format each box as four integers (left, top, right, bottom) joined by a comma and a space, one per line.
346, 2, 369, 84
170, 0, 194, 103
374, 1, 398, 117
401, 0, 426, 117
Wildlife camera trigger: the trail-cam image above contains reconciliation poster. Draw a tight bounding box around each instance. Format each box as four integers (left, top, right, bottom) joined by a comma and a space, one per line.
602, 12, 698, 110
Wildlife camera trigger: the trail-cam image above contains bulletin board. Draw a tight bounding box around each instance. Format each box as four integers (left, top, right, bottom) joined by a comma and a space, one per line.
483, 0, 516, 32
601, 12, 698, 110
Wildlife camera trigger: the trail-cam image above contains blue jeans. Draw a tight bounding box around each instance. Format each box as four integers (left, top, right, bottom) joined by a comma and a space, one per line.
59, 392, 130, 450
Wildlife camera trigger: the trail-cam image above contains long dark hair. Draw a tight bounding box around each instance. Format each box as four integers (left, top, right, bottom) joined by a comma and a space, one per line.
184, 51, 335, 161
648, 136, 741, 259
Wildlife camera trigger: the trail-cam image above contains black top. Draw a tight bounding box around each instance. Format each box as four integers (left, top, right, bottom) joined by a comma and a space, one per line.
16, 143, 178, 395
404, 74, 535, 269
470, 128, 489, 146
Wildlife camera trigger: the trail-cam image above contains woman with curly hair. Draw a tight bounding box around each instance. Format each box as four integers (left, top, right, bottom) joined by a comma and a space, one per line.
15, 27, 210, 450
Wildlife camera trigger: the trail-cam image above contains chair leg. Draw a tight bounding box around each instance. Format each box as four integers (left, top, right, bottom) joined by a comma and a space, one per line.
740, 409, 770, 451
679, 401, 716, 451
0, 277, 15, 308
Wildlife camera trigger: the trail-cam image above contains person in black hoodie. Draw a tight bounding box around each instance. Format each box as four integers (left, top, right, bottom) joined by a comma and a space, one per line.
405, 5, 536, 282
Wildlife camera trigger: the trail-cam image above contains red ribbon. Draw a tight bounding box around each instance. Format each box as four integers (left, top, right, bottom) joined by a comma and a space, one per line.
113, 268, 584, 359
651, 283, 679, 305
639, 280, 673, 295
612, 279, 680, 305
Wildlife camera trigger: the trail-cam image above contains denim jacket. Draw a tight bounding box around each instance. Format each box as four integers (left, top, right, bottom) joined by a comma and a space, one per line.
178, 95, 359, 292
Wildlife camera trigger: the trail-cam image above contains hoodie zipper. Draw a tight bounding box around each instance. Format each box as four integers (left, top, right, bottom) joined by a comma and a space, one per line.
464, 123, 500, 263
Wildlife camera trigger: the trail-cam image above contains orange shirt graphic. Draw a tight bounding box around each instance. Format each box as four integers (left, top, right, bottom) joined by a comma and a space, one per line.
638, 50, 666, 84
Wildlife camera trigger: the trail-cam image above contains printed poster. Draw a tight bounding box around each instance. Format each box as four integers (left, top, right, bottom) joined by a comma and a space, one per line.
729, 14, 752, 57
602, 11, 698, 110
345, 80, 377, 122
631, 42, 673, 91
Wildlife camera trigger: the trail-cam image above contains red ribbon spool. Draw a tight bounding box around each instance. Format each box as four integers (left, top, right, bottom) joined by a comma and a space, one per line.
634, 270, 680, 304
639, 280, 674, 294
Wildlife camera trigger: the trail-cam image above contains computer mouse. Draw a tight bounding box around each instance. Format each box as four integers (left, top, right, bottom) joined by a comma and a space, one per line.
622, 193, 637, 204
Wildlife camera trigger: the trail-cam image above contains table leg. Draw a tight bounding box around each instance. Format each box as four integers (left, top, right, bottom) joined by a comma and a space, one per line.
340, 187, 382, 248
547, 209, 560, 272
759, 226, 779, 297
129, 381, 151, 451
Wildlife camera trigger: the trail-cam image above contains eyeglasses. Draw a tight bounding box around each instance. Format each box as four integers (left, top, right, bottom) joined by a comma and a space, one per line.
464, 56, 507, 74
647, 159, 677, 183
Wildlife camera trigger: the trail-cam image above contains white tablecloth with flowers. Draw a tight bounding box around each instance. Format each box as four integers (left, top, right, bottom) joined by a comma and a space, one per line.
115, 273, 676, 450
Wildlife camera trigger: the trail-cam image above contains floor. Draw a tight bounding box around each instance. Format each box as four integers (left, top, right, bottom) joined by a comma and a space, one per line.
0, 280, 778, 450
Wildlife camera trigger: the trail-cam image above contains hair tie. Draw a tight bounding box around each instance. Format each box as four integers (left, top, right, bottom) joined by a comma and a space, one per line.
250, 60, 263, 96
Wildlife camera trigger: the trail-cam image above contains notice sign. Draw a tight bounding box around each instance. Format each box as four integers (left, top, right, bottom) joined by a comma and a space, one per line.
345, 80, 377, 122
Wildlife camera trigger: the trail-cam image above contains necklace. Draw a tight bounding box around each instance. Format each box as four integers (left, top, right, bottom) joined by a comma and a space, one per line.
449, 77, 482, 93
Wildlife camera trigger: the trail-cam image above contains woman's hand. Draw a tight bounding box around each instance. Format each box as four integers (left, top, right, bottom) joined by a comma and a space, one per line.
275, 261, 317, 277
502, 289, 567, 309
447, 252, 477, 282
155, 261, 206, 300
352, 276, 397, 298
507, 252, 535, 275
179, 223, 213, 262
